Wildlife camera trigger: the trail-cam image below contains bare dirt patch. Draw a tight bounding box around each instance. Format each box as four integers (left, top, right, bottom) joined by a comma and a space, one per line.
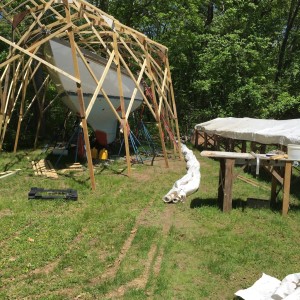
0, 208, 13, 218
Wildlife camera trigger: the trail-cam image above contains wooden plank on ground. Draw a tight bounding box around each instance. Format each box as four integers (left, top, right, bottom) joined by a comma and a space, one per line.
59, 162, 85, 173
0, 169, 21, 179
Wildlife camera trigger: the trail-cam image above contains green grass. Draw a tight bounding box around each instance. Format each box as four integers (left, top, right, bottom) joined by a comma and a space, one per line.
0, 148, 300, 299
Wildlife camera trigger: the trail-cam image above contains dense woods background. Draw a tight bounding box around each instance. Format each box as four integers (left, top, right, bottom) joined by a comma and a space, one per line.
1, 0, 300, 144
96, 0, 300, 132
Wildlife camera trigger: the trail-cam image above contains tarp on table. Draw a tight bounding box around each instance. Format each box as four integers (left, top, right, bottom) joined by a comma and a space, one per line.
195, 117, 300, 146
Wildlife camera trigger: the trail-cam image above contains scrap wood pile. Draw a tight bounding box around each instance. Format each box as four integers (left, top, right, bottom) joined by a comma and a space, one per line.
31, 160, 85, 178
31, 159, 58, 179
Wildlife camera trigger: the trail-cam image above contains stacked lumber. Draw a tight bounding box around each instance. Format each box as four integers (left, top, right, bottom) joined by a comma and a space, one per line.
31, 159, 58, 179
60, 163, 85, 173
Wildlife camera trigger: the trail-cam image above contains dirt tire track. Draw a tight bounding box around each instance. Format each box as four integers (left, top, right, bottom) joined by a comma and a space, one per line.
101, 204, 175, 299
104, 243, 157, 299
0, 227, 87, 289
146, 204, 175, 299
90, 198, 155, 285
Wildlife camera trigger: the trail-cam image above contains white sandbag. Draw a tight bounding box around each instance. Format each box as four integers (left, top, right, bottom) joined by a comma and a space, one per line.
174, 173, 193, 188
162, 144, 201, 203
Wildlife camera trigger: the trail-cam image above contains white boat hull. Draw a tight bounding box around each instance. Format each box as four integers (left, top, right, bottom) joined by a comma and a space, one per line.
44, 39, 143, 145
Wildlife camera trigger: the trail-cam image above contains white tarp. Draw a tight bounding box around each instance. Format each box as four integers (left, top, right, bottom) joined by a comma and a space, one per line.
195, 117, 300, 146
235, 273, 300, 300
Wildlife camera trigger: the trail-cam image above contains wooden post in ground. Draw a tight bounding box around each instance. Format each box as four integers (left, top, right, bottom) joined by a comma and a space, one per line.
144, 43, 169, 168
218, 158, 235, 212
282, 162, 292, 216
113, 33, 131, 176
166, 56, 182, 160
64, 0, 95, 190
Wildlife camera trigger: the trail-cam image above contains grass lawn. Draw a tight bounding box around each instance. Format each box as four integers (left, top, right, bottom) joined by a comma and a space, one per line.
0, 146, 299, 299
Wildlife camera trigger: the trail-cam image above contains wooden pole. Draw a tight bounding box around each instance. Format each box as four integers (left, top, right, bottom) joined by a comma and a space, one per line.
13, 65, 29, 153
113, 32, 132, 176
166, 56, 182, 160
144, 42, 169, 168
64, 0, 96, 190
33, 79, 46, 150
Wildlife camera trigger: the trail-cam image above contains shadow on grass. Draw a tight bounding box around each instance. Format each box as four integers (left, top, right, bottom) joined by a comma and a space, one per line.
95, 164, 128, 176
58, 172, 91, 188
2, 152, 29, 171
190, 197, 247, 211
189, 197, 300, 213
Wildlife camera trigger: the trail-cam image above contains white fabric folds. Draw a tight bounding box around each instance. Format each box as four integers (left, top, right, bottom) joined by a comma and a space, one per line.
235, 273, 300, 300
163, 144, 201, 203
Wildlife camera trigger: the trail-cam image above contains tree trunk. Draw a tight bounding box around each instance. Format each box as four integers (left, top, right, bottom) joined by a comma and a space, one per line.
275, 0, 300, 83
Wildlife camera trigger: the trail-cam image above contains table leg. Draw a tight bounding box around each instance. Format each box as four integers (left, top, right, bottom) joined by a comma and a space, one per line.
270, 174, 278, 209
218, 158, 235, 212
282, 161, 292, 216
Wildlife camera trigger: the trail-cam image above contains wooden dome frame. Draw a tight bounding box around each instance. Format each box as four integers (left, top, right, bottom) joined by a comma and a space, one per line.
0, 0, 182, 190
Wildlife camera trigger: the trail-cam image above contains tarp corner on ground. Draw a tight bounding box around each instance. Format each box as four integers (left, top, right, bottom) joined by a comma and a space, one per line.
235, 272, 300, 300
195, 117, 300, 146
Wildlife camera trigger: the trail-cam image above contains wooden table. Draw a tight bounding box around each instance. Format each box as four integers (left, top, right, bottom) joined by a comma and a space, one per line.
201, 151, 293, 215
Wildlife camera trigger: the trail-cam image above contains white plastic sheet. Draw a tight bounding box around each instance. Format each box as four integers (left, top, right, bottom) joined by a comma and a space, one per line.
235, 273, 300, 300
163, 144, 200, 203
195, 117, 300, 146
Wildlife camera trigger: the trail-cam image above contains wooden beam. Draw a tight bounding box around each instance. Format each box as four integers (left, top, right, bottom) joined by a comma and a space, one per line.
118, 54, 156, 119
144, 42, 169, 168
158, 68, 168, 115
85, 50, 115, 118
0, 35, 80, 84
113, 32, 131, 176
263, 165, 284, 185
74, 45, 122, 123
166, 56, 182, 159
125, 58, 147, 120
64, 0, 96, 190
82, 14, 113, 57
0, 23, 72, 68
15, 0, 56, 48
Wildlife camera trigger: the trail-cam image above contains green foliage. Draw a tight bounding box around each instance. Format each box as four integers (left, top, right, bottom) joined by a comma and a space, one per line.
2, 0, 300, 140
100, 0, 300, 132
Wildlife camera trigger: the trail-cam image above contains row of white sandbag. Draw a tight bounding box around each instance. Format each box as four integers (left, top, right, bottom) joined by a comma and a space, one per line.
163, 144, 201, 203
